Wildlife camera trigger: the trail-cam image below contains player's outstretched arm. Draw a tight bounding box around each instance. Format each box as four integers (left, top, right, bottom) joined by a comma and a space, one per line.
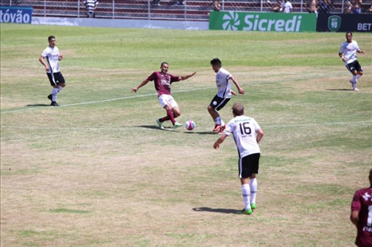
132, 79, 150, 93
231, 76, 245, 95
213, 135, 227, 149
357, 50, 365, 54
179, 72, 196, 81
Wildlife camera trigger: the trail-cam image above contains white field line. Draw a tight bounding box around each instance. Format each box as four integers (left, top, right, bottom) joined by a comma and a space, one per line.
0, 86, 214, 114
0, 71, 349, 115
1, 120, 371, 132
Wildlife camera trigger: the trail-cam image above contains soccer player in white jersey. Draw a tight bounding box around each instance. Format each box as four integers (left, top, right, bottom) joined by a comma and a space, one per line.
209, 58, 245, 133
339, 32, 365, 91
39, 36, 65, 106
214, 103, 264, 215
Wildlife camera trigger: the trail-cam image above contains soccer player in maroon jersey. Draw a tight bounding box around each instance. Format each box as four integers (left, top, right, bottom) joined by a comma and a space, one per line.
350, 168, 372, 247
132, 62, 196, 129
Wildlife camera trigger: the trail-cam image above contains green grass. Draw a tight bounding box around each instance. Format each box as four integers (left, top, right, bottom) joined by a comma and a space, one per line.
1, 23, 372, 247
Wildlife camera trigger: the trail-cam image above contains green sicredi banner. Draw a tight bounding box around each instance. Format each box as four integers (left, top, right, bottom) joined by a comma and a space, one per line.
209, 11, 316, 32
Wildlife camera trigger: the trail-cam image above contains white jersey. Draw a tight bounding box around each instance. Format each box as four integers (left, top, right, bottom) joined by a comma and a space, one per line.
284, 1, 292, 13
224, 115, 261, 158
339, 40, 361, 65
215, 68, 232, 99
41, 46, 60, 73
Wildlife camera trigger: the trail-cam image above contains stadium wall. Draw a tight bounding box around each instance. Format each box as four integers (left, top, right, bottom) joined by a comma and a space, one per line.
32, 17, 209, 30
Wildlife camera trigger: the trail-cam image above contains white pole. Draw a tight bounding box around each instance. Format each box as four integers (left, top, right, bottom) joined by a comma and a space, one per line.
112, 0, 115, 19
184, 0, 187, 21
260, 0, 263, 12
148, 0, 151, 20
300, 0, 303, 12
78, 0, 80, 18
222, 0, 224, 11
44, 0, 46, 17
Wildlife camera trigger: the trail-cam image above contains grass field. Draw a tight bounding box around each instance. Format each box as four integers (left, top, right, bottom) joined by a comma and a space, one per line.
1, 23, 372, 247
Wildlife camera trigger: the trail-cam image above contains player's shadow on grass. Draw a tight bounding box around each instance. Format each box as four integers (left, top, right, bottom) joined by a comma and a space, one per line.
140, 125, 161, 130
193, 207, 241, 215
139, 125, 216, 135
184, 131, 217, 135
27, 104, 50, 107
327, 89, 354, 91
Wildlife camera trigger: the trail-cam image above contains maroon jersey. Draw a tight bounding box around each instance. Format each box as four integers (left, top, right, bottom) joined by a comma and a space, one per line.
351, 187, 372, 247
147, 71, 180, 97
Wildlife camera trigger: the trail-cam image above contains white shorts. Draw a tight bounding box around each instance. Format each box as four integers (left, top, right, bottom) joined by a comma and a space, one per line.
158, 94, 178, 109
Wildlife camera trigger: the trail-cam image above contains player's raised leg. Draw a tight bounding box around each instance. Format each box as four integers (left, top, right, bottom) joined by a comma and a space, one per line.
171, 106, 183, 128
208, 96, 229, 133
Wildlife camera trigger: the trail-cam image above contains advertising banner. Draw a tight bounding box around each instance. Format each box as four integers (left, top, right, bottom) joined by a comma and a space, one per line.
317, 14, 372, 32
209, 11, 316, 32
0, 6, 33, 24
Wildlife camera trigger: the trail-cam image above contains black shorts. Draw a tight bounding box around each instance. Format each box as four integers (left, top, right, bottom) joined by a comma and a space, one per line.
346, 60, 363, 74
209, 95, 230, 111
47, 72, 65, 86
239, 153, 260, 179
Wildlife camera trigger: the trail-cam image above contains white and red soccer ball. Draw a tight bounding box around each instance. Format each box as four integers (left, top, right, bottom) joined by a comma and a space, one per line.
185, 120, 196, 130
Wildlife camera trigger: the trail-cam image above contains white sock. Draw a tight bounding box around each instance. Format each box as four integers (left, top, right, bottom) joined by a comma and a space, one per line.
241, 184, 251, 210
215, 117, 221, 125
250, 178, 257, 204
221, 119, 225, 126
356, 74, 361, 80
57, 85, 63, 93
52, 88, 59, 102
352, 75, 358, 83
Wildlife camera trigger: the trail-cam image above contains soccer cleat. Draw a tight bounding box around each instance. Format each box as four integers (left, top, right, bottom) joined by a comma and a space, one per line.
353, 88, 359, 91
47, 94, 52, 101
173, 122, 183, 128
51, 102, 59, 107
240, 208, 253, 215
218, 125, 226, 134
251, 203, 256, 210
156, 119, 164, 130
212, 124, 221, 133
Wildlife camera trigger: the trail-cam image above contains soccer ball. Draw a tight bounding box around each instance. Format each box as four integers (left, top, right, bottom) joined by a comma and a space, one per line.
184, 120, 196, 131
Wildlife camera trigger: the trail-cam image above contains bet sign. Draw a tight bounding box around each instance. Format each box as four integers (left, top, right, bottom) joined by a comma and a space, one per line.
357, 23, 372, 31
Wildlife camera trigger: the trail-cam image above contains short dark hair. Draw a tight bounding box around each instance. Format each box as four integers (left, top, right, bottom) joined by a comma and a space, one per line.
232, 103, 244, 116
210, 58, 222, 67
48, 35, 55, 42
161, 62, 169, 67
346, 32, 353, 37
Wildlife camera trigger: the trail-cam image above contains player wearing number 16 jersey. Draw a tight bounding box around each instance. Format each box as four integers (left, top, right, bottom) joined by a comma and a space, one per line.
214, 103, 264, 215
350, 169, 372, 247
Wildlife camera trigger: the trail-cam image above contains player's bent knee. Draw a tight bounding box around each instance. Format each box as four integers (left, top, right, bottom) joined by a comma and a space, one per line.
359, 72, 363, 76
